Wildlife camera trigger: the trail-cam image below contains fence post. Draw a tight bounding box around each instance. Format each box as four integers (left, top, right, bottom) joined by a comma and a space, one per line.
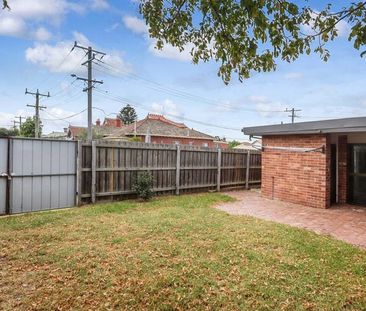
5, 138, 12, 215
217, 148, 222, 192
76, 141, 83, 206
245, 150, 251, 190
91, 140, 97, 203
175, 145, 180, 195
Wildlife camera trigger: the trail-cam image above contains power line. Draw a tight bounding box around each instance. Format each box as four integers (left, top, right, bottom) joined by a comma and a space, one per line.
25, 88, 50, 138
42, 108, 87, 121
93, 59, 285, 114
285, 107, 301, 123
94, 88, 242, 131
71, 41, 105, 141
14, 115, 25, 128
29, 46, 76, 92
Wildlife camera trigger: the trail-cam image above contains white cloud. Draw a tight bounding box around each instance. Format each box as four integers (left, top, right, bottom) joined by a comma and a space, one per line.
25, 32, 132, 75
151, 99, 182, 118
0, 109, 32, 128
301, 11, 351, 38
72, 31, 91, 46
284, 72, 303, 80
4, 0, 70, 20
0, 111, 16, 128
123, 15, 193, 62
148, 41, 193, 62
0, 0, 107, 41
91, 0, 110, 10
33, 27, 52, 41
0, 16, 26, 37
248, 95, 286, 118
123, 16, 148, 34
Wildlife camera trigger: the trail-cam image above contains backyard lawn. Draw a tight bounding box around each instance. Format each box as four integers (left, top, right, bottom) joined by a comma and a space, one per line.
0, 193, 365, 310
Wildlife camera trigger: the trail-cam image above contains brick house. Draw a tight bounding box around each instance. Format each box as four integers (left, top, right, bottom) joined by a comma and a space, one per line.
107, 114, 228, 148
66, 118, 124, 140
243, 117, 366, 208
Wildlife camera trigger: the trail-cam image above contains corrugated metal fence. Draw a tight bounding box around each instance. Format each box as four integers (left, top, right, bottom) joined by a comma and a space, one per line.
0, 138, 77, 214
0, 138, 261, 214
78, 141, 261, 204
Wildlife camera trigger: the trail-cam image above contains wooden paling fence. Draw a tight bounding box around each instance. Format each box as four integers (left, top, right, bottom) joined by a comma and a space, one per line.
77, 141, 261, 204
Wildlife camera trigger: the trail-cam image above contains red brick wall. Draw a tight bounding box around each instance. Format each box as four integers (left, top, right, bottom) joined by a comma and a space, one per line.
338, 135, 348, 203
262, 134, 330, 209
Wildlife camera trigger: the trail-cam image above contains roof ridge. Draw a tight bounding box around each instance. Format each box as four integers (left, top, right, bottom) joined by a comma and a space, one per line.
147, 114, 187, 128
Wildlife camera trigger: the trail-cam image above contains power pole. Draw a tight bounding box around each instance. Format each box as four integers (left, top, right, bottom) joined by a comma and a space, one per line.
285, 108, 301, 124
14, 116, 25, 128
25, 88, 50, 138
71, 42, 105, 141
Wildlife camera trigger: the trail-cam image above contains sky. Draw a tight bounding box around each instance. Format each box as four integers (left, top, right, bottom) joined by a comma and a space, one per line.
0, 0, 365, 141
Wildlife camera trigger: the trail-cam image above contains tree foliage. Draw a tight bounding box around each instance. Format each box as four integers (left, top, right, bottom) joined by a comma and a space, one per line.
4, 1, 366, 83
20, 117, 40, 138
228, 140, 241, 149
118, 104, 138, 125
0, 127, 18, 137
140, 1, 366, 83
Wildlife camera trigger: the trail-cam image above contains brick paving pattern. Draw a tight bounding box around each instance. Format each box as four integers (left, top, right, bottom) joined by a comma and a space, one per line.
217, 190, 366, 248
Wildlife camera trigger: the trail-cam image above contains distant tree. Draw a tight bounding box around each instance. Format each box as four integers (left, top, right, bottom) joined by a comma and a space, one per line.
228, 140, 241, 149
118, 105, 137, 125
0, 127, 19, 137
20, 117, 40, 138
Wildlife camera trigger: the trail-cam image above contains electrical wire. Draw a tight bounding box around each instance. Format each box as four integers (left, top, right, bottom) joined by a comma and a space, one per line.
93, 59, 285, 114
93, 88, 242, 131
42, 108, 87, 121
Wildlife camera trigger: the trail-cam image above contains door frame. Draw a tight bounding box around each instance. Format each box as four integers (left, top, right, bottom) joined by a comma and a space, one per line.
348, 143, 366, 205
330, 144, 337, 204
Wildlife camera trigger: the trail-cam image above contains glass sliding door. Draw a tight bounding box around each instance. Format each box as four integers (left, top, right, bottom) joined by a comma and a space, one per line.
349, 144, 366, 205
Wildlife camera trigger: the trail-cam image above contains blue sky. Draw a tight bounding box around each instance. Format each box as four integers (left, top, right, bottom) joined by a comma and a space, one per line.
0, 0, 365, 141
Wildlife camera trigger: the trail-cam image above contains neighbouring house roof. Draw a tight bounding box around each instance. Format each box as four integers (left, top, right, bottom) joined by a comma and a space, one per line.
42, 131, 67, 139
107, 114, 215, 140
103, 118, 123, 127
234, 140, 262, 150
68, 118, 122, 139
68, 126, 86, 139
243, 117, 366, 136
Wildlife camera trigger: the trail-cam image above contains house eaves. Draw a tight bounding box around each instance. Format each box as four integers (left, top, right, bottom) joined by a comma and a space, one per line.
243, 117, 366, 136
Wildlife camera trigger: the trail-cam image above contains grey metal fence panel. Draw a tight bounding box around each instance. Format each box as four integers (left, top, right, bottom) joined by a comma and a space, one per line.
10, 138, 77, 214
0, 138, 7, 215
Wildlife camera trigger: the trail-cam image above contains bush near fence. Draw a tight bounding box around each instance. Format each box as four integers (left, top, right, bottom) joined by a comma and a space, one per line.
78, 141, 261, 204
0, 138, 261, 214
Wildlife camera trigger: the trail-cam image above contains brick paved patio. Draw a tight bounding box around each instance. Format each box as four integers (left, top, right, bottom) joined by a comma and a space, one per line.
217, 190, 366, 248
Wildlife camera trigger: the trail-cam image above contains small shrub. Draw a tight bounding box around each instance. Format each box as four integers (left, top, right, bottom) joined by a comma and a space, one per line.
133, 171, 154, 201
129, 136, 141, 142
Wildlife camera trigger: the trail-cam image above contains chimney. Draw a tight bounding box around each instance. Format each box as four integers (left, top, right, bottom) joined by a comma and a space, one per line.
116, 118, 122, 127
96, 119, 101, 127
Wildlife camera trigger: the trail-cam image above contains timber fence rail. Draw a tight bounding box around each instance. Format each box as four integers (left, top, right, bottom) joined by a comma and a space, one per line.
77, 141, 261, 204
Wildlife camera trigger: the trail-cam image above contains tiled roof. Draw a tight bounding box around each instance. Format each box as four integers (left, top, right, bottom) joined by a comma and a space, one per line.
108, 114, 215, 140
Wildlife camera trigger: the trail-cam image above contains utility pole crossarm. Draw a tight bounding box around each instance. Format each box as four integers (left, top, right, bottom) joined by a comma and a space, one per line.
73, 41, 106, 57
285, 108, 302, 124
25, 88, 50, 138
71, 41, 106, 141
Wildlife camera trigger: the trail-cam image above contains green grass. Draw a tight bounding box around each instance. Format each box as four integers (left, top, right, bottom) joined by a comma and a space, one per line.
0, 193, 365, 310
